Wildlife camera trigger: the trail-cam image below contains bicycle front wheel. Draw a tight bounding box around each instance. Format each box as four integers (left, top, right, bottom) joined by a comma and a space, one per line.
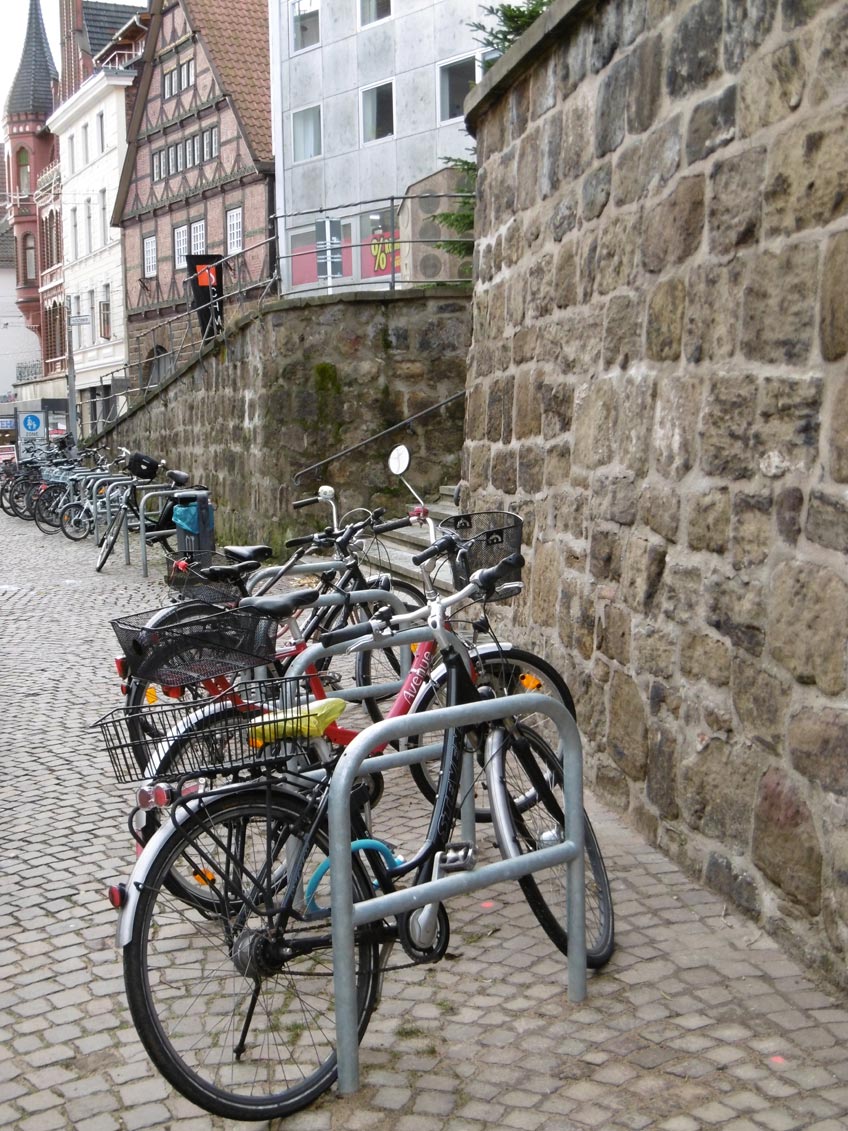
33, 484, 65, 534
123, 787, 381, 1121
488, 727, 614, 968
95, 509, 124, 570
58, 502, 92, 541
409, 646, 577, 821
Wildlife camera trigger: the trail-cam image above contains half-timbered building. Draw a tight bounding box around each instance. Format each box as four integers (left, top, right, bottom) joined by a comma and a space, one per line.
113, 0, 275, 384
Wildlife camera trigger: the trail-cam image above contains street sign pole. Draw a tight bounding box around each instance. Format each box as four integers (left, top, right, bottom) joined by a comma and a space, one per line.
65, 298, 79, 449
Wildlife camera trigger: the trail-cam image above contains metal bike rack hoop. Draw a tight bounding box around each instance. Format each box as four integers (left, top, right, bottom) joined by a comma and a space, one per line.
328, 691, 586, 1094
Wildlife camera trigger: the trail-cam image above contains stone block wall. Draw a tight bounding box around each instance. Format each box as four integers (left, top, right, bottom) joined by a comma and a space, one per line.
465, 0, 848, 982
100, 289, 469, 551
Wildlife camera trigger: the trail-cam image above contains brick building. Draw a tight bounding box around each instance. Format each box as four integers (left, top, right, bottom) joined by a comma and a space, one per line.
113, 0, 275, 387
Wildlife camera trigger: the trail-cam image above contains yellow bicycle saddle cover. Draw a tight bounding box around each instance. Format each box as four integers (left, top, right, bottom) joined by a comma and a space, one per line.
247, 697, 347, 746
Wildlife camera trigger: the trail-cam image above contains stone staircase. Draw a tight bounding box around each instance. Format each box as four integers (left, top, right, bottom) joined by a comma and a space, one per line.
361, 484, 460, 592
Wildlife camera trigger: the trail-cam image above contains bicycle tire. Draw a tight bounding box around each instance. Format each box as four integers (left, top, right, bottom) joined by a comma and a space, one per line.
0, 480, 16, 516
95, 509, 124, 571
354, 579, 428, 723
33, 485, 66, 534
58, 502, 92, 541
9, 478, 36, 519
408, 646, 577, 821
123, 786, 380, 1121
489, 726, 614, 967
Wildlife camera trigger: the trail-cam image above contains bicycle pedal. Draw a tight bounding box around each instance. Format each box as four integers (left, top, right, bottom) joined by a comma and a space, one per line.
442, 842, 476, 872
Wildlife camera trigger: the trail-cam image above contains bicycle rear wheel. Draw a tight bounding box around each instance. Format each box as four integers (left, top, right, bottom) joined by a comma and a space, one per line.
33, 485, 66, 534
123, 787, 380, 1121
488, 727, 614, 968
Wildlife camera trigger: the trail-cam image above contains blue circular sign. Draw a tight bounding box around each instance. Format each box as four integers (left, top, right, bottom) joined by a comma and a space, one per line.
23, 414, 42, 432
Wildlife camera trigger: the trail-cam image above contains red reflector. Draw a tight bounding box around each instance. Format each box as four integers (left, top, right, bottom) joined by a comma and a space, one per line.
136, 785, 156, 810
162, 685, 184, 699
152, 783, 173, 808
114, 655, 129, 679
107, 884, 127, 909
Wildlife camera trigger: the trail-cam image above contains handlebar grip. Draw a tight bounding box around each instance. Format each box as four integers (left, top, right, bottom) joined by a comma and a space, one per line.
285, 533, 318, 548
475, 552, 525, 591
373, 515, 412, 535
320, 620, 374, 648
411, 534, 456, 567
293, 496, 322, 510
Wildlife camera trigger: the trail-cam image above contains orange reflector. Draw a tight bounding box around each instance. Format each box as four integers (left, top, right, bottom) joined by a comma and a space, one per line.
193, 868, 215, 886
519, 673, 543, 691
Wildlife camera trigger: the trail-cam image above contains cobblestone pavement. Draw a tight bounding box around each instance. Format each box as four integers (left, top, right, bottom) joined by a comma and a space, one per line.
1, 510, 847, 1131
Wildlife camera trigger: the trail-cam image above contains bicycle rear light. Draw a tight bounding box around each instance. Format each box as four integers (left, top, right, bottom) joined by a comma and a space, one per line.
114, 655, 129, 679
152, 783, 174, 808
107, 883, 127, 909
161, 685, 185, 699
136, 785, 156, 810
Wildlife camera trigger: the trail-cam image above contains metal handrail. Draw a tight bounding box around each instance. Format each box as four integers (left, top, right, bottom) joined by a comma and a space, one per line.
291, 390, 465, 485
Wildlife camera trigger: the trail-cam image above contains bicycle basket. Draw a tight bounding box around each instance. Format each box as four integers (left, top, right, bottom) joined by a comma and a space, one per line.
439, 511, 523, 591
127, 451, 159, 481
110, 606, 278, 684
164, 551, 241, 604
94, 676, 344, 784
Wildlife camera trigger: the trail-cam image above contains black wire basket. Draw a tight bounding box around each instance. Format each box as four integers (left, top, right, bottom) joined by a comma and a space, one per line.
439, 511, 523, 591
164, 551, 243, 604
94, 676, 344, 784
110, 606, 278, 684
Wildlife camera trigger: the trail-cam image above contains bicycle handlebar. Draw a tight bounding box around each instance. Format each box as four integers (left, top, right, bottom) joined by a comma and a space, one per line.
293, 496, 321, 509
411, 534, 457, 566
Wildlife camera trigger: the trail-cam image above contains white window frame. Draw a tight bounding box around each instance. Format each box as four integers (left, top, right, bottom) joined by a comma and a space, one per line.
438, 54, 479, 123
67, 134, 76, 175
143, 234, 157, 278
226, 207, 243, 255
70, 206, 79, 260
202, 126, 219, 161
292, 105, 322, 163
361, 80, 394, 144
174, 224, 188, 271
99, 283, 111, 340
359, 0, 391, 26
82, 124, 89, 165
292, 0, 320, 52
190, 219, 206, 253
100, 189, 108, 246
97, 111, 105, 153
84, 198, 92, 255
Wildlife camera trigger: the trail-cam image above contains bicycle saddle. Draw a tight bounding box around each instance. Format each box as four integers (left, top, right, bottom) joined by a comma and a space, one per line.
166, 470, 190, 486
223, 544, 274, 563
238, 587, 322, 618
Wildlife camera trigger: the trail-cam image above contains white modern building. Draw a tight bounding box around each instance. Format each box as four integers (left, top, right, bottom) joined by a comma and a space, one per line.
46, 64, 136, 434
268, 0, 488, 291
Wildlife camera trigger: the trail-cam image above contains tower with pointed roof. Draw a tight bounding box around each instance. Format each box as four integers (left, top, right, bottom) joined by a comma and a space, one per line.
3, 0, 60, 339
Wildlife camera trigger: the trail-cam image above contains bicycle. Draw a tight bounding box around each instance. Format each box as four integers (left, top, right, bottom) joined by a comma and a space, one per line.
95, 450, 190, 572
100, 551, 611, 1121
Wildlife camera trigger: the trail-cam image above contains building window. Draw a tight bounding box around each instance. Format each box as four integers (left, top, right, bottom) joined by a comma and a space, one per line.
360, 207, 399, 279
143, 235, 157, 277
164, 68, 177, 98
360, 0, 390, 23
97, 111, 105, 153
72, 294, 81, 350
23, 234, 36, 282
82, 124, 89, 165
179, 58, 195, 90
100, 189, 108, 245
202, 126, 219, 161
439, 56, 477, 122
88, 288, 96, 346
226, 207, 243, 255
190, 219, 206, 253
84, 199, 92, 255
70, 207, 79, 259
67, 135, 75, 175
16, 148, 31, 196
174, 224, 188, 270
292, 106, 321, 162
292, 0, 319, 51
185, 135, 200, 167
99, 284, 111, 339
167, 143, 184, 175
362, 81, 393, 142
